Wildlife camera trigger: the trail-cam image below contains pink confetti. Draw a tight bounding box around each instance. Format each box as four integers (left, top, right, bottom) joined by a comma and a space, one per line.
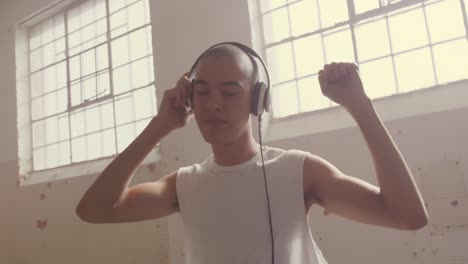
36, 219, 48, 230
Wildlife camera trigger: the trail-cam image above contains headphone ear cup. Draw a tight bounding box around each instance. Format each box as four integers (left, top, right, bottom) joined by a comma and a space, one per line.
251, 82, 268, 116
251, 82, 260, 116
186, 81, 194, 109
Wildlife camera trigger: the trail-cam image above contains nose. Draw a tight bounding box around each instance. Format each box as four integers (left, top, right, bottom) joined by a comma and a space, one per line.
206, 92, 223, 112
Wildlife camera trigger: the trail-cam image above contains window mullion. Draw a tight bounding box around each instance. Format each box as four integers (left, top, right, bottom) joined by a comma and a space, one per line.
65, 10, 74, 164
105, 0, 119, 156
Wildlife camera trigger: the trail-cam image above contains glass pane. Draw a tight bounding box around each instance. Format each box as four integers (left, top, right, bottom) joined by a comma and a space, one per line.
297, 75, 329, 112
58, 113, 69, 141
97, 72, 110, 97
110, 9, 128, 37
55, 38, 66, 61
354, 0, 380, 14
87, 132, 102, 160
395, 48, 435, 93
82, 49, 96, 77
96, 18, 108, 37
45, 144, 59, 169
67, 6, 81, 33
42, 18, 54, 44
45, 115, 59, 144
30, 71, 44, 98
128, 0, 148, 30
57, 88, 67, 113
44, 65, 57, 93
293, 34, 325, 78
31, 97, 44, 120
58, 141, 71, 166
110, 0, 126, 13
70, 55, 81, 81
96, 44, 109, 71
30, 48, 42, 72
433, 39, 468, 84
359, 57, 396, 99
81, 0, 95, 25
263, 7, 290, 44
72, 136, 86, 162
272, 81, 298, 118
426, 0, 466, 43
266, 43, 295, 84
102, 128, 116, 157
323, 27, 354, 63
71, 82, 82, 106
100, 102, 115, 129
131, 58, 151, 88
81, 23, 97, 45
318, 0, 349, 28
57, 61, 67, 89
355, 18, 391, 62
388, 8, 428, 53
117, 123, 135, 152
54, 13, 65, 39
42, 42, 55, 67
30, 24, 42, 51
115, 94, 134, 125
71, 110, 85, 137
134, 86, 154, 120
33, 147, 46, 170
112, 35, 130, 67
260, 0, 286, 12
290, 0, 320, 37
82, 76, 97, 103
95, 0, 107, 19
32, 120, 45, 148
68, 31, 81, 55
113, 65, 131, 94
130, 28, 149, 60
85, 106, 101, 133
44, 91, 58, 116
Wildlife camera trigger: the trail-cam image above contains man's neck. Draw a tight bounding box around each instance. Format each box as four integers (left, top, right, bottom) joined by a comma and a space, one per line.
211, 135, 260, 166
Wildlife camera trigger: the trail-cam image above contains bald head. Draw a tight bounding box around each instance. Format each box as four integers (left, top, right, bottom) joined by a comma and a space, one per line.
191, 44, 259, 84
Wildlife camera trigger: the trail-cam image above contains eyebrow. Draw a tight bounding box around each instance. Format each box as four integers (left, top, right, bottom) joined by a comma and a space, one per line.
194, 79, 243, 88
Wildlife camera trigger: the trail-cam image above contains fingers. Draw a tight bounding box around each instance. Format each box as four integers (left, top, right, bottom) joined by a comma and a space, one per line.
175, 74, 192, 108
318, 62, 357, 82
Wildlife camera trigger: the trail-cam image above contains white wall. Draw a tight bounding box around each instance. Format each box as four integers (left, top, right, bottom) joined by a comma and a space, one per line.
1, 0, 468, 264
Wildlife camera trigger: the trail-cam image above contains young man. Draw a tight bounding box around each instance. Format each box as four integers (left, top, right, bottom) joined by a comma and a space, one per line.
76, 44, 428, 263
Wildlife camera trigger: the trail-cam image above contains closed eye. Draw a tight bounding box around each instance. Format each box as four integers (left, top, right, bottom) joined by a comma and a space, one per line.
222, 91, 238, 97
196, 90, 210, 96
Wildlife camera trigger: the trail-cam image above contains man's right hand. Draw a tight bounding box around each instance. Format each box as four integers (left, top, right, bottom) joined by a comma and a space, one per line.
155, 73, 193, 133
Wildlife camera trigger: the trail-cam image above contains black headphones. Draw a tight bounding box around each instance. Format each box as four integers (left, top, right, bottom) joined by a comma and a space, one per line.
186, 41, 271, 116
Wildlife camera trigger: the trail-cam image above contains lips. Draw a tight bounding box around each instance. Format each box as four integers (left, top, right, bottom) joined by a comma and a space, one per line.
204, 119, 227, 125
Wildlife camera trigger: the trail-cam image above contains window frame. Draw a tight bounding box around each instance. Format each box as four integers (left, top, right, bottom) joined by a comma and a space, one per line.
15, 0, 160, 186
249, 0, 468, 142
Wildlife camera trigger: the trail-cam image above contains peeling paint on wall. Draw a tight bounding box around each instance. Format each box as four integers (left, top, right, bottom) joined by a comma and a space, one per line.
36, 219, 48, 230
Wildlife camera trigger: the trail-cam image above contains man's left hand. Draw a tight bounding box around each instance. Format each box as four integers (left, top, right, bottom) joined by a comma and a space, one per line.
318, 62, 369, 110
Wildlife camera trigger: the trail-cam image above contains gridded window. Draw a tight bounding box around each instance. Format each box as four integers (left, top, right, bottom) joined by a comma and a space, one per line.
258, 0, 468, 118
28, 0, 156, 171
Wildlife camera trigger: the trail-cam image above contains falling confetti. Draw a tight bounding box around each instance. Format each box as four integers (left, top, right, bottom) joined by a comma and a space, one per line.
36, 219, 48, 230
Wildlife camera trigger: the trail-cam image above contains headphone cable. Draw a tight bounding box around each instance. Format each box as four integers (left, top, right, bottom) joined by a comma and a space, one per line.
258, 114, 274, 264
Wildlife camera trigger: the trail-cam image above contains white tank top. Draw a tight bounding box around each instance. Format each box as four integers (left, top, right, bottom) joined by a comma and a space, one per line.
176, 146, 328, 264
